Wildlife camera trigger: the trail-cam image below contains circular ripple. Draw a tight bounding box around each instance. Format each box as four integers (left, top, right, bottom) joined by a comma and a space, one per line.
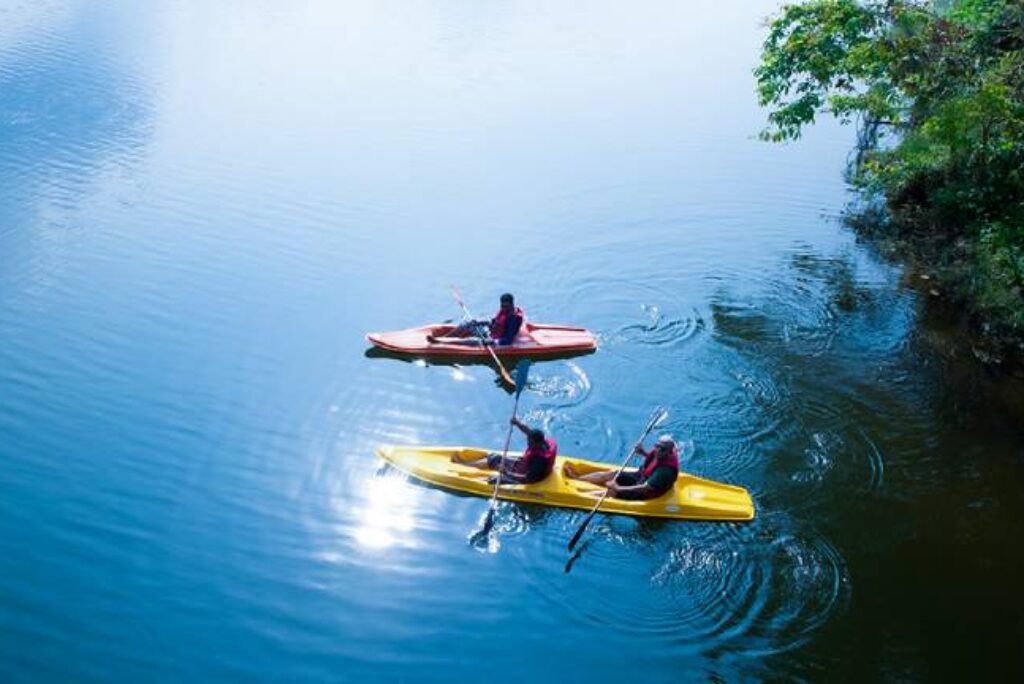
707, 264, 841, 359
687, 365, 794, 479
528, 515, 849, 657
613, 302, 705, 348
524, 361, 592, 409
559, 277, 706, 351
540, 410, 617, 453
772, 398, 887, 509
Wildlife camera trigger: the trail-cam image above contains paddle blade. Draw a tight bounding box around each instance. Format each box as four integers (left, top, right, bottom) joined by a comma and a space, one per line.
564, 539, 588, 574
472, 507, 496, 543
648, 407, 669, 432
469, 497, 501, 546
513, 360, 531, 397
567, 511, 594, 552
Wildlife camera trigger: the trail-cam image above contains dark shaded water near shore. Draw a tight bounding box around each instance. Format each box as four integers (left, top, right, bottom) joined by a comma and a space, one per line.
1, 2, 1022, 681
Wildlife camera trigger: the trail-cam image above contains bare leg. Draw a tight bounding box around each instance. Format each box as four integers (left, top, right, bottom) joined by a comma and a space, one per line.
564, 463, 617, 485
428, 321, 490, 345
427, 325, 457, 344
451, 456, 488, 468
451, 452, 499, 469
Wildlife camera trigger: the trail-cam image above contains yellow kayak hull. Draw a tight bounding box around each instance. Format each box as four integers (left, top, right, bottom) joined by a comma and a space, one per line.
376, 445, 755, 522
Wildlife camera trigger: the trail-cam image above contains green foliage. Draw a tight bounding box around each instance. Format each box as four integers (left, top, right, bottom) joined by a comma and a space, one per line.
973, 222, 1024, 328
757, 0, 1024, 332
755, 0, 898, 140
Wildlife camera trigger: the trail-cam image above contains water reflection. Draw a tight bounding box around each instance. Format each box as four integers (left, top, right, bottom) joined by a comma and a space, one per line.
350, 472, 423, 550
0, 3, 151, 217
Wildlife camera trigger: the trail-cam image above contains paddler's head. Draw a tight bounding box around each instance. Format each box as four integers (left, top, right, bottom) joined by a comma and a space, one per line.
500, 293, 514, 311
527, 428, 545, 447
656, 434, 675, 455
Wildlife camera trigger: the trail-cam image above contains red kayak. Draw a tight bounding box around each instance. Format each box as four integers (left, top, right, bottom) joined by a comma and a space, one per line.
366, 322, 598, 357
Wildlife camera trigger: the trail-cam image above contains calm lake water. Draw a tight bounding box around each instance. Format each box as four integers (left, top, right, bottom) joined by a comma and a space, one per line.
2, 1, 1022, 681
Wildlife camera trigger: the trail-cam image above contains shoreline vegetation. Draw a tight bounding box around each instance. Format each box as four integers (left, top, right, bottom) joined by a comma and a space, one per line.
756, 0, 1024, 367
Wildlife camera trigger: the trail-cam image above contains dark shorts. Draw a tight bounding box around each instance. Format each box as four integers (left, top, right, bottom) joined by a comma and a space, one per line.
451, 321, 491, 339
485, 453, 551, 484
614, 471, 642, 487
614, 468, 674, 501
486, 453, 521, 471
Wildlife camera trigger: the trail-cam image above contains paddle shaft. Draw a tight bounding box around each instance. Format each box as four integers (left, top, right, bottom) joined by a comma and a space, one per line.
567, 409, 666, 551
486, 392, 522, 509
471, 359, 531, 542
449, 287, 515, 386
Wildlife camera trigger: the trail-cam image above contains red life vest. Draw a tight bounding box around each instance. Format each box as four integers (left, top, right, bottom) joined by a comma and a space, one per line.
512, 437, 556, 479
640, 446, 679, 489
490, 306, 525, 340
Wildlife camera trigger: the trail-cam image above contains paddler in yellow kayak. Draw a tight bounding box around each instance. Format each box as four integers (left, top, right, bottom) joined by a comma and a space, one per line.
428, 292, 525, 346
451, 416, 557, 484
564, 434, 680, 500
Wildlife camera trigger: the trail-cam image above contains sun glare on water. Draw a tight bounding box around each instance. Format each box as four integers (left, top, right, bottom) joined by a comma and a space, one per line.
351, 474, 422, 550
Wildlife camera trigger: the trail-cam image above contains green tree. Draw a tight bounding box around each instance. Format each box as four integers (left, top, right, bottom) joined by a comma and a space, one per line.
756, 0, 1024, 330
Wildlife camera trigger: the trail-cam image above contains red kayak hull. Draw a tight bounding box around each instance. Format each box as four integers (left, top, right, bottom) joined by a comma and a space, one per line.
366, 322, 597, 357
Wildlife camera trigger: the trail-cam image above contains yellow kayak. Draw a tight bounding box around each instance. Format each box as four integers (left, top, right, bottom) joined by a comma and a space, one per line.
376, 445, 755, 522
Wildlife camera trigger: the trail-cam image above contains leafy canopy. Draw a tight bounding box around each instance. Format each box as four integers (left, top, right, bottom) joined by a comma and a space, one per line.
756, 0, 1024, 328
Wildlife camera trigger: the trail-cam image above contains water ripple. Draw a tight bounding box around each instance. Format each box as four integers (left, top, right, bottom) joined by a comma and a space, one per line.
524, 360, 592, 408
557, 277, 706, 352
530, 517, 849, 658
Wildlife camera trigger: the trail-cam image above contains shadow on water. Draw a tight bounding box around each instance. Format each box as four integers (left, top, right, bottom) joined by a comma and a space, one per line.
698, 241, 1024, 679
363, 345, 596, 366
364, 345, 596, 394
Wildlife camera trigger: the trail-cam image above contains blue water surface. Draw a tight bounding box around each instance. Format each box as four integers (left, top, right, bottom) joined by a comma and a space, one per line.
2, 1, 1023, 681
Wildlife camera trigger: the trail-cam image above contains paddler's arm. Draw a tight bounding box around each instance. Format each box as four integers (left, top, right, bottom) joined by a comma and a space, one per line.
605, 446, 651, 497
608, 446, 651, 493
510, 416, 531, 436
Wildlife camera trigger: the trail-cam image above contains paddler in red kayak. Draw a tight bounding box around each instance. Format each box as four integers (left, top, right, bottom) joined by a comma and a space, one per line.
564, 434, 679, 500
451, 416, 556, 484
427, 292, 525, 346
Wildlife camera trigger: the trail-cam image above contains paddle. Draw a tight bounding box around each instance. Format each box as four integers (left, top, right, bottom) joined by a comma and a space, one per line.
566, 407, 668, 552
470, 359, 531, 543
449, 286, 516, 386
